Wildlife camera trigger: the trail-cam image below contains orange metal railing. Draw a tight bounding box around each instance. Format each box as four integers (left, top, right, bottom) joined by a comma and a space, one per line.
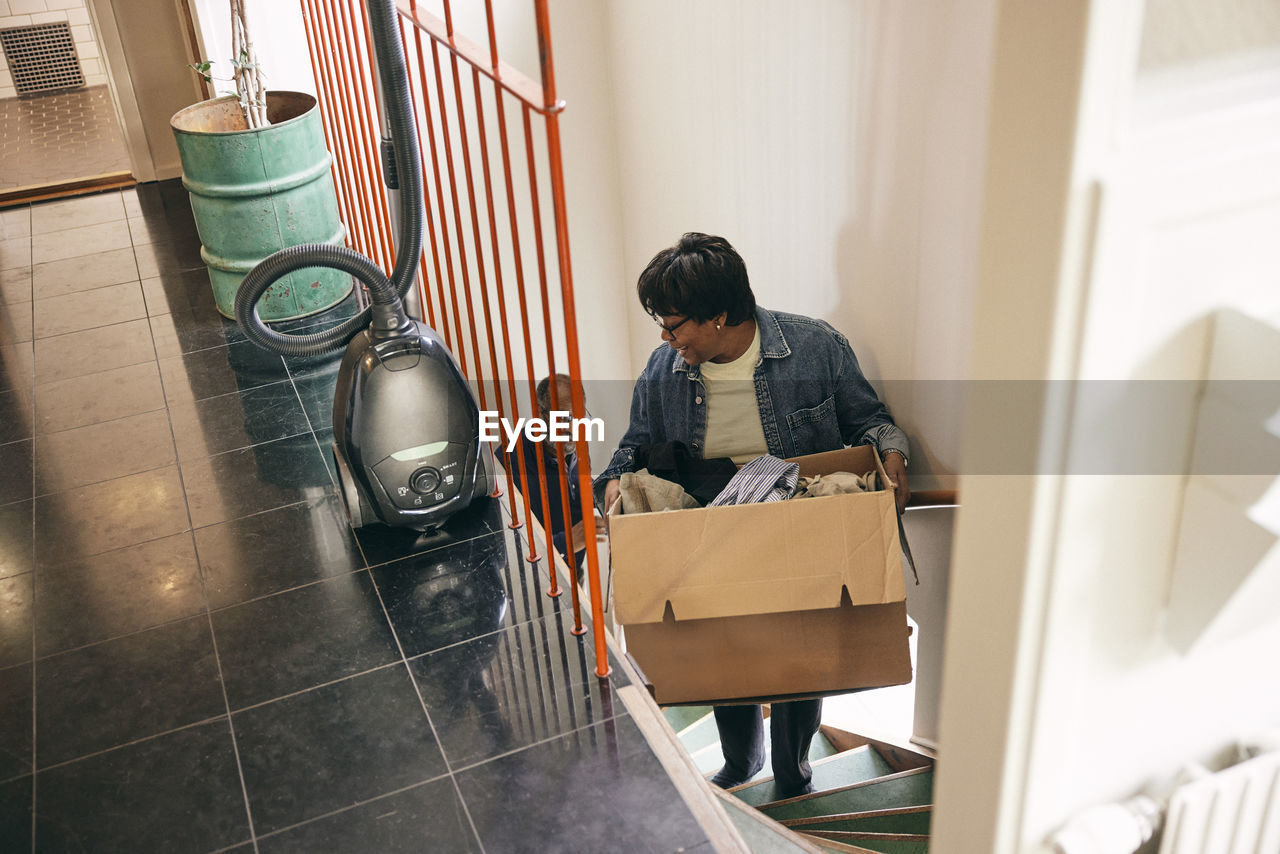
300, 0, 609, 677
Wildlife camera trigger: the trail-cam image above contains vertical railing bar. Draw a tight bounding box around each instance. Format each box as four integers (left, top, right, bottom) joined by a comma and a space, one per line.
468, 67, 526, 519
307, 0, 371, 261
299, 0, 352, 251
521, 104, 560, 596
534, 0, 606, 668
525, 105, 580, 616
407, 0, 460, 356
482, 0, 499, 70
491, 88, 545, 556
320, 0, 382, 273
326, 0, 383, 269
446, 56, 501, 469
441, 0, 454, 38
521, 92, 581, 624
473, 0, 535, 539
345, 0, 396, 272
428, 37, 481, 384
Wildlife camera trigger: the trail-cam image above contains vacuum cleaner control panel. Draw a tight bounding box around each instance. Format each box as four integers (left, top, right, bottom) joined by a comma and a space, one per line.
372, 442, 471, 510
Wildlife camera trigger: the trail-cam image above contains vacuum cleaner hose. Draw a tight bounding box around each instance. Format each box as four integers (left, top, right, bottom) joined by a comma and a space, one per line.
234, 0, 424, 356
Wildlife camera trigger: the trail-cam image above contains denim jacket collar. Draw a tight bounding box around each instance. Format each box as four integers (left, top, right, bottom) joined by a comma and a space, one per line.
671, 306, 790, 377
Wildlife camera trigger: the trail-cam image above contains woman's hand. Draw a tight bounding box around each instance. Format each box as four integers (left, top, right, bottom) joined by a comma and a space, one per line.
602, 479, 621, 530
882, 452, 909, 514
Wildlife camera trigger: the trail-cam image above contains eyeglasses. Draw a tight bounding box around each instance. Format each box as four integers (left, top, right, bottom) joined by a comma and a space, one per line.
650, 314, 691, 338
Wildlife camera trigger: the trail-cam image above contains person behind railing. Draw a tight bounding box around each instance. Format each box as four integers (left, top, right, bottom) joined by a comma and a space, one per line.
512, 373, 588, 575
593, 232, 910, 797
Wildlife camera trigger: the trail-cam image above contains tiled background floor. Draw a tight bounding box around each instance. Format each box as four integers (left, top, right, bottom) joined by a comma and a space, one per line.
0, 88, 132, 191
0, 185, 710, 852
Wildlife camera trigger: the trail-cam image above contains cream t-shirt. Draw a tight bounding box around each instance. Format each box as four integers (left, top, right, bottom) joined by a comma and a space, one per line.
700, 323, 768, 463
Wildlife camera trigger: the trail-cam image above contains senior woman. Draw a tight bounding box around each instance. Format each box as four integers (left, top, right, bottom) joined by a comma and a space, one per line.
594, 232, 910, 796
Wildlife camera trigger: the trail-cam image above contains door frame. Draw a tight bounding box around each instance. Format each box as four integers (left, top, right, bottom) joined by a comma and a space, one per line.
83, 0, 208, 183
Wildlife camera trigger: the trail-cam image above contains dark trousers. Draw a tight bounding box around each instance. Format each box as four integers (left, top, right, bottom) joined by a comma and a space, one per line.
711, 698, 822, 791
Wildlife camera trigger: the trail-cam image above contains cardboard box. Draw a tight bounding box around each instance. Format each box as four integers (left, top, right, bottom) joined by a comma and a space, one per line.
609, 445, 912, 705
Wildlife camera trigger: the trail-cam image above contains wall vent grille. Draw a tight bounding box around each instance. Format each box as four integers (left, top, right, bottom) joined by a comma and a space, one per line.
0, 22, 85, 96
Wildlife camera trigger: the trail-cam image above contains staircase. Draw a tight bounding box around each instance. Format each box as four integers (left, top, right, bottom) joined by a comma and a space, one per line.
666, 706, 935, 853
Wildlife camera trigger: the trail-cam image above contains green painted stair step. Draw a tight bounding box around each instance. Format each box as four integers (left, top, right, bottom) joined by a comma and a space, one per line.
731, 745, 895, 808
783, 804, 931, 834
677, 711, 723, 755
663, 705, 714, 733
762, 767, 933, 822
692, 730, 839, 781
800, 833, 929, 854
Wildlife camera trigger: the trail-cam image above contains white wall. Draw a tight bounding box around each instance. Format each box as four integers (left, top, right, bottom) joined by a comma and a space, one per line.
0, 0, 108, 99
188, 0, 318, 98
601, 0, 994, 489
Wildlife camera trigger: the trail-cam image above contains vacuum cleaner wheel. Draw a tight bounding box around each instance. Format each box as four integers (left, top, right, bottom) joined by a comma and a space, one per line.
333, 443, 376, 529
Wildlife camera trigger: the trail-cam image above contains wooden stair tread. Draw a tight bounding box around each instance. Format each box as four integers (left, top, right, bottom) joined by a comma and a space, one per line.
761, 767, 934, 822
782, 804, 932, 834
797, 836, 884, 854
800, 834, 929, 854
807, 831, 929, 842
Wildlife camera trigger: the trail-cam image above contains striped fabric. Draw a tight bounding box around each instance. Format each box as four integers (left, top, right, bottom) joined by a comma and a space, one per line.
707, 455, 800, 507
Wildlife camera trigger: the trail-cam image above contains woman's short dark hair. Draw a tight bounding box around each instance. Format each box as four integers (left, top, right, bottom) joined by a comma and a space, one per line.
636, 233, 756, 326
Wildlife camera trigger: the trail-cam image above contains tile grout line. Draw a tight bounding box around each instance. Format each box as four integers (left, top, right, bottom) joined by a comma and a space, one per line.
25, 713, 232, 776
29, 276, 145, 305
368, 540, 491, 854
244, 773, 454, 845
27, 220, 36, 853
145, 222, 262, 854
284, 360, 341, 497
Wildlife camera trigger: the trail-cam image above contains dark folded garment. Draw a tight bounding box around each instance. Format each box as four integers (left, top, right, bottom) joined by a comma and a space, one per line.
632, 441, 738, 506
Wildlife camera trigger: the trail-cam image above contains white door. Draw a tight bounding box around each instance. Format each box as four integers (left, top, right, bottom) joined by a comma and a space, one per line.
933, 1, 1280, 851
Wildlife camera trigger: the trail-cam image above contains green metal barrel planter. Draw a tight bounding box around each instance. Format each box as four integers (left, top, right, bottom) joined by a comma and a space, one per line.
171, 91, 352, 322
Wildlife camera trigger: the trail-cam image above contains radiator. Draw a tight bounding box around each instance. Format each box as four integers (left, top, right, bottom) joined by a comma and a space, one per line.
1159, 750, 1280, 854
0, 21, 85, 95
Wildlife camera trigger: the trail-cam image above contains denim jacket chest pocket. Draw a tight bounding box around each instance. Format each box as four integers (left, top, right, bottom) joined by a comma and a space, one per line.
783, 395, 842, 456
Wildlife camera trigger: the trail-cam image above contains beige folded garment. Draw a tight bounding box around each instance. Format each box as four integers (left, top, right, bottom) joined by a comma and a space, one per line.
796, 470, 881, 498
619, 469, 701, 514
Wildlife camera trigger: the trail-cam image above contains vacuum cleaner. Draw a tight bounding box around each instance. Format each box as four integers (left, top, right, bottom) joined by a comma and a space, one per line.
233, 0, 491, 532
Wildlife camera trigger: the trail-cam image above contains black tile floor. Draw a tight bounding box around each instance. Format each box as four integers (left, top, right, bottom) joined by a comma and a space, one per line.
0, 184, 711, 852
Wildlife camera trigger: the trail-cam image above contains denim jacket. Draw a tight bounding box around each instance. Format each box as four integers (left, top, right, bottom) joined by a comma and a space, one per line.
595, 306, 909, 503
